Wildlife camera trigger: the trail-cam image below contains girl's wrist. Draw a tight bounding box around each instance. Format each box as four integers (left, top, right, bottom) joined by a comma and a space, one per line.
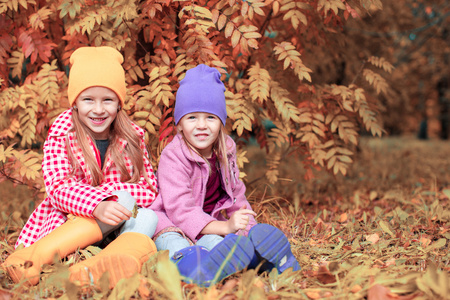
225, 220, 235, 235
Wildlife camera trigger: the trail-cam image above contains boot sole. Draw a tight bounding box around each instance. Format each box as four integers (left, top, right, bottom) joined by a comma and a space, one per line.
199, 235, 254, 286
70, 254, 140, 288
249, 224, 300, 273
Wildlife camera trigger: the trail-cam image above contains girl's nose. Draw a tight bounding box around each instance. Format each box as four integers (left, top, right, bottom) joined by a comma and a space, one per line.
93, 102, 105, 114
197, 118, 207, 128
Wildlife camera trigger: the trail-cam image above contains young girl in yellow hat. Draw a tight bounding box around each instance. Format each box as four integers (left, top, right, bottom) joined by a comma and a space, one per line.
2, 46, 158, 288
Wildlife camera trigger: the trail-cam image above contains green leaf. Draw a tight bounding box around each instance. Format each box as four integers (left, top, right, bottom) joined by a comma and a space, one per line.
424, 238, 447, 252
108, 273, 141, 300
378, 220, 395, 237
443, 189, 450, 199
155, 257, 183, 299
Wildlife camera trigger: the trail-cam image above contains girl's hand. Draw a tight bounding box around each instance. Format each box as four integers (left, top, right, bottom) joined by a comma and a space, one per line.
227, 205, 257, 233
93, 201, 132, 225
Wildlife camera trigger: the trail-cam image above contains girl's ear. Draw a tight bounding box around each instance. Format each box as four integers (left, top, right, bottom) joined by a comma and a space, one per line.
176, 124, 183, 132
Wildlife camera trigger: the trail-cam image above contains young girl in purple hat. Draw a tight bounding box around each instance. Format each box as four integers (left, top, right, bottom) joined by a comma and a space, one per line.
150, 64, 300, 286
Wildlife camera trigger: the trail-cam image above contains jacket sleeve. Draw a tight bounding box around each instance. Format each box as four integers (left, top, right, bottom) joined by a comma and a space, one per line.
44, 135, 111, 217
157, 146, 216, 241
97, 140, 158, 208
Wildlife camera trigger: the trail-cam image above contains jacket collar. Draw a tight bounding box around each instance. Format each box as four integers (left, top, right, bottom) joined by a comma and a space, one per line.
48, 109, 75, 137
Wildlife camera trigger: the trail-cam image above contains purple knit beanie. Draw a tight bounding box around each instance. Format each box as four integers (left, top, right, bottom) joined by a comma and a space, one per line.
174, 64, 227, 125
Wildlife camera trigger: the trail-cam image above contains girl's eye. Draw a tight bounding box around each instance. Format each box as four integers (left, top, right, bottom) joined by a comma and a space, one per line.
187, 116, 196, 120
82, 97, 93, 101
207, 115, 217, 120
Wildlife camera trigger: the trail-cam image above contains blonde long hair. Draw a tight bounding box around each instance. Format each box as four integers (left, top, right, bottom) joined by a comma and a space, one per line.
181, 124, 229, 175
67, 109, 151, 187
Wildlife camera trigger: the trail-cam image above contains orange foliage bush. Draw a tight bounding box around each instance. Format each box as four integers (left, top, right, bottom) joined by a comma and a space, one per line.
0, 0, 391, 199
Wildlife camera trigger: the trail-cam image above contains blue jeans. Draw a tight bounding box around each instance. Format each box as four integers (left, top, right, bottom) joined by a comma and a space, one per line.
155, 232, 224, 258
96, 191, 158, 240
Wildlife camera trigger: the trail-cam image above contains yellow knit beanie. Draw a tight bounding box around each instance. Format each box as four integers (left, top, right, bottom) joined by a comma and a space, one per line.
68, 46, 126, 106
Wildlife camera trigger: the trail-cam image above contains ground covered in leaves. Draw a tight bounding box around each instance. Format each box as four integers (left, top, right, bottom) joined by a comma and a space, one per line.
0, 136, 449, 299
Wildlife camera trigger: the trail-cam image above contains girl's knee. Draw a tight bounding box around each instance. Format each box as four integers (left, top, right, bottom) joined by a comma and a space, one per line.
120, 208, 158, 237
136, 208, 158, 225
155, 232, 190, 256
197, 234, 224, 250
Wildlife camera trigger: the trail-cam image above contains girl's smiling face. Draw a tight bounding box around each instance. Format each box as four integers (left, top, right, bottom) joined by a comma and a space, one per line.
75, 86, 120, 140
178, 112, 221, 158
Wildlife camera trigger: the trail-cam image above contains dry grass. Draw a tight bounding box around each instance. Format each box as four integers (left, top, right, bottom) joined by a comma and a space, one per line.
0, 136, 449, 299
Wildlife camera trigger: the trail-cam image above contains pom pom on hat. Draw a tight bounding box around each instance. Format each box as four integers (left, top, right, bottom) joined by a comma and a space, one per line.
68, 46, 126, 106
174, 64, 227, 125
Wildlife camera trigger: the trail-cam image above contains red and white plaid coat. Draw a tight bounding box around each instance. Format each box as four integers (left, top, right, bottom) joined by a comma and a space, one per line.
15, 109, 158, 248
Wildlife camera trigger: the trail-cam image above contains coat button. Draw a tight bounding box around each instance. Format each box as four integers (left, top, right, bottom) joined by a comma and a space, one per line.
234, 198, 237, 203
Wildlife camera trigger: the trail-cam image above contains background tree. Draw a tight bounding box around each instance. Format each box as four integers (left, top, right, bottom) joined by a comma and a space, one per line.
327, 0, 449, 137
0, 0, 389, 206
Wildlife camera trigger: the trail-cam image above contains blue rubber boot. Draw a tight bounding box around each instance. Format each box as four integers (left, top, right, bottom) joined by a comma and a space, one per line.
171, 245, 209, 280
249, 224, 301, 273
171, 234, 255, 286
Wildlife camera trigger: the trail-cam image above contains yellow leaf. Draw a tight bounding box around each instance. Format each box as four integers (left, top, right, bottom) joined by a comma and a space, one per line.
156, 258, 183, 299
161, 52, 170, 66
280, 1, 296, 11
148, 67, 160, 82
378, 220, 395, 237
273, 1, 280, 15
253, 6, 265, 16
247, 39, 259, 49
283, 57, 291, 69
145, 122, 156, 135
327, 156, 336, 169
238, 24, 258, 32
240, 36, 249, 53
194, 5, 212, 19
243, 31, 262, 39
241, 1, 249, 16
224, 21, 234, 38
108, 273, 141, 300
325, 148, 336, 160
211, 8, 219, 23
217, 14, 227, 30
134, 111, 150, 119
231, 30, 241, 48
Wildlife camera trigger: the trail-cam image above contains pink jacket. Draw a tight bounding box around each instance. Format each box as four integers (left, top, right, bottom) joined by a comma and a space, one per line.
16, 109, 158, 248
151, 133, 257, 243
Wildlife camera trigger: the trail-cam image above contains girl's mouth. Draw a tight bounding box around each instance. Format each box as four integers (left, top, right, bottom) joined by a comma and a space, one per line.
195, 134, 208, 140
90, 117, 107, 125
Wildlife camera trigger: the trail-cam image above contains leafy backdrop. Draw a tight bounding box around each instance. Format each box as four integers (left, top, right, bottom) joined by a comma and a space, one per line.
0, 0, 389, 203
